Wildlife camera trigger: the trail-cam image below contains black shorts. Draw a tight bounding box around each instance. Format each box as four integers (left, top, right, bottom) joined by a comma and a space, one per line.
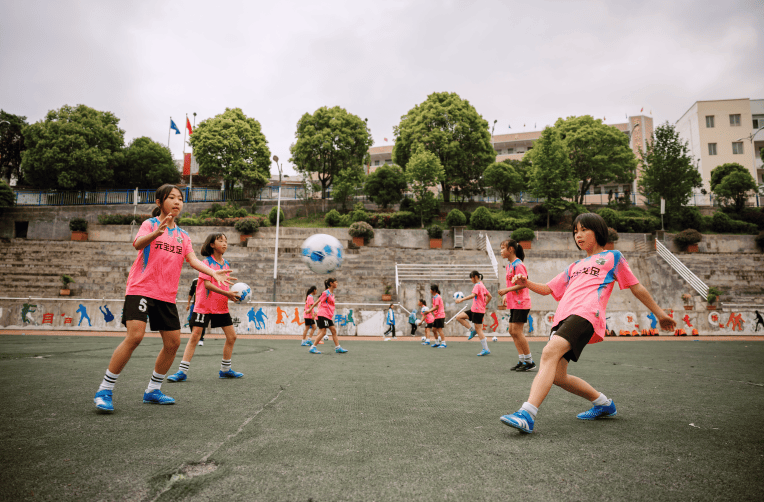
189, 312, 233, 329
433, 318, 445, 329
510, 309, 530, 324
426, 322, 434, 329
122, 295, 180, 332
305, 318, 315, 326
550, 315, 594, 362
466, 310, 485, 325
317, 316, 334, 329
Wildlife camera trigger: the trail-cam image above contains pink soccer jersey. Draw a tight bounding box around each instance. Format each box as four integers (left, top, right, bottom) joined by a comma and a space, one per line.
193, 256, 231, 314
125, 218, 193, 303
470, 282, 490, 313
423, 308, 435, 324
304, 295, 315, 320
432, 294, 445, 319
506, 259, 532, 309
547, 250, 639, 344
316, 290, 335, 319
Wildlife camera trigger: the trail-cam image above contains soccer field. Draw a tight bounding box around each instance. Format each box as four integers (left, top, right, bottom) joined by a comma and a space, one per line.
1, 335, 763, 501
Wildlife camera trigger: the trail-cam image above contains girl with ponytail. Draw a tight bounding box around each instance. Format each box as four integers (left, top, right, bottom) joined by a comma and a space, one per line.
498, 239, 534, 371
455, 271, 493, 356
301, 286, 318, 346
305, 277, 348, 354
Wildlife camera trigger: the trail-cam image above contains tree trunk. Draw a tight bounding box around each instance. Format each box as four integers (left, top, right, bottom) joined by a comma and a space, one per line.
547, 212, 550, 229
441, 181, 450, 203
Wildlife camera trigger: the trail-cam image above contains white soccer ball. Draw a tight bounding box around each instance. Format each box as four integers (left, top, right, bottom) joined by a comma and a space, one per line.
421, 307, 428, 315
415, 319, 422, 325
230, 283, 251, 304
301, 234, 344, 275
453, 291, 464, 301
421, 336, 426, 342
492, 336, 498, 342
323, 334, 329, 341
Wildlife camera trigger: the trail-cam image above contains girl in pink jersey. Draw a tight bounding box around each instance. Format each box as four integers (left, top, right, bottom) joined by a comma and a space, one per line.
305, 277, 348, 354
419, 298, 435, 345
167, 233, 244, 383
501, 213, 675, 433
301, 286, 318, 346
455, 271, 493, 356
94, 185, 234, 413
498, 240, 535, 371
423, 285, 447, 348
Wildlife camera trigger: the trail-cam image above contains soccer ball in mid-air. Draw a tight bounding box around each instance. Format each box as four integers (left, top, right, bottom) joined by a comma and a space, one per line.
492, 336, 498, 342
230, 283, 251, 303
453, 291, 464, 301
301, 234, 344, 274
415, 319, 421, 325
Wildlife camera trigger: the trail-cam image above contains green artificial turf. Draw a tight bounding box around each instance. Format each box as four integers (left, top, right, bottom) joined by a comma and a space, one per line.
0, 336, 763, 501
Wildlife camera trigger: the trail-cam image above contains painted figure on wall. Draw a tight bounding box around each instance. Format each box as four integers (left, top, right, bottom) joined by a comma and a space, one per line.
254, 307, 268, 330
527, 314, 534, 334
755, 310, 764, 332
22, 304, 37, 324
276, 306, 288, 325
725, 313, 744, 332
647, 312, 658, 330
76, 304, 91, 327
291, 308, 304, 326
99, 305, 114, 323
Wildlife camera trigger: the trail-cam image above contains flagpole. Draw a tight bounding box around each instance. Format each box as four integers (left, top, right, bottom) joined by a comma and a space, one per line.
168, 117, 172, 148
184, 114, 191, 195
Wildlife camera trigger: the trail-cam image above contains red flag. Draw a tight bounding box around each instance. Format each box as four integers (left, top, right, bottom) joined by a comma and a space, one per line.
183, 153, 191, 176
640, 107, 643, 113
384, 138, 388, 142
186, 117, 193, 135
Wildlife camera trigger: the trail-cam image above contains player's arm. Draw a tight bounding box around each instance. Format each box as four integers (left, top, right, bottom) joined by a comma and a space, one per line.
186, 295, 193, 311
485, 290, 492, 304
185, 250, 236, 285
133, 215, 173, 251
456, 293, 476, 304
498, 284, 525, 296
630, 283, 676, 331
204, 280, 240, 301
511, 274, 552, 296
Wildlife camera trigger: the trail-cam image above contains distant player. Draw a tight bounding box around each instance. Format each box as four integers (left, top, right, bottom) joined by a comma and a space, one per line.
498, 239, 535, 371
186, 278, 206, 345
455, 271, 493, 356
93, 185, 233, 413
306, 277, 348, 354
420, 299, 435, 345
500, 213, 675, 433
383, 304, 397, 339
408, 307, 418, 336
425, 285, 447, 348
302, 286, 318, 346
167, 233, 243, 383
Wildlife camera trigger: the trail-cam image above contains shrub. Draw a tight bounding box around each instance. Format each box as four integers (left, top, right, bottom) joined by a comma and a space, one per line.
738, 207, 764, 230
348, 202, 370, 224
755, 231, 764, 252
618, 215, 660, 233
268, 206, 286, 225
674, 229, 702, 249
369, 213, 392, 229
707, 286, 724, 305
700, 215, 714, 231
498, 217, 534, 232
61, 275, 75, 288
69, 217, 88, 232
677, 206, 703, 231
348, 221, 375, 243
340, 214, 353, 226
470, 206, 496, 230
234, 218, 260, 235
463, 210, 472, 226
607, 227, 619, 243
0, 180, 15, 212
596, 208, 621, 229
427, 224, 444, 239
324, 209, 342, 227
711, 211, 758, 234
399, 197, 415, 212
97, 214, 152, 225
445, 208, 467, 227
390, 211, 417, 229
511, 227, 535, 242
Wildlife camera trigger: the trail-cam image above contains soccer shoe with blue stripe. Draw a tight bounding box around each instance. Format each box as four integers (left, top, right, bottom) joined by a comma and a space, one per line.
166, 371, 187, 382
422, 340, 430, 345
500, 410, 534, 433
309, 346, 321, 354
437, 343, 447, 348
300, 340, 311, 346
577, 400, 617, 420
94, 389, 114, 413
510, 361, 525, 371
516, 361, 537, 372
335, 347, 348, 353
219, 369, 244, 379
477, 349, 491, 356
431, 342, 440, 348
467, 329, 477, 340
142, 389, 175, 405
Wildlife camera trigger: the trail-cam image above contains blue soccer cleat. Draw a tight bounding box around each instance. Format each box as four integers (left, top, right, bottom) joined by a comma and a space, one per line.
422, 341, 430, 345
94, 389, 114, 413
166, 371, 187, 382
437, 343, 447, 348
431, 342, 440, 348
300, 340, 311, 346
143, 389, 175, 405
500, 410, 534, 433
335, 347, 348, 353
309, 346, 321, 354
219, 369, 244, 379
477, 349, 491, 356
467, 329, 477, 340
577, 400, 617, 420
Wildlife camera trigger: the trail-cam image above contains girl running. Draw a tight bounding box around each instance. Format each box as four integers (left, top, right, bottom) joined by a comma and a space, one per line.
500, 213, 675, 433
498, 240, 534, 371
455, 271, 493, 356
420, 299, 435, 345
93, 185, 233, 413
167, 233, 244, 383
306, 277, 348, 354
302, 286, 317, 346
425, 285, 447, 348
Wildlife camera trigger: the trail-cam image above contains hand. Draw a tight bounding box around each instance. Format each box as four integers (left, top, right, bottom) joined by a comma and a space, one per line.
228, 291, 242, 302
511, 274, 527, 287
186, 304, 190, 312
212, 269, 235, 286
455, 298, 462, 304
497, 288, 508, 297
659, 315, 676, 331
157, 214, 173, 234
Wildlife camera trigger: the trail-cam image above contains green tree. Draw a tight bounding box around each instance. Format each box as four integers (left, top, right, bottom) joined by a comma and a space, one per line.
331, 164, 366, 212
21, 104, 125, 190
290, 106, 373, 199
189, 108, 271, 193
0, 179, 14, 213
364, 164, 408, 209
710, 162, 758, 212
637, 122, 702, 222
406, 145, 445, 227
554, 115, 637, 204
393, 92, 495, 203
115, 136, 179, 188
0, 110, 28, 184
483, 160, 524, 211
527, 126, 576, 228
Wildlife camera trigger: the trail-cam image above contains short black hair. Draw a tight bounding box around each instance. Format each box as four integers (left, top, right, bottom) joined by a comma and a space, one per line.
572, 213, 608, 248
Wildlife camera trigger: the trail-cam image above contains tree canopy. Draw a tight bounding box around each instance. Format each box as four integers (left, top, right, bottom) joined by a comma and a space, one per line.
363, 164, 408, 209
189, 108, 271, 193
21, 104, 125, 190
0, 110, 27, 185
392, 92, 495, 203
331, 164, 366, 212
710, 162, 757, 212
406, 145, 445, 227
290, 106, 372, 199
483, 160, 524, 211
114, 136, 180, 189
527, 126, 576, 228
0, 179, 14, 213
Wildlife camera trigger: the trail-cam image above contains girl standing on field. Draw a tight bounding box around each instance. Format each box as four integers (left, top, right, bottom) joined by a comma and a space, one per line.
306, 277, 348, 354
455, 271, 493, 356
93, 185, 233, 413
498, 240, 535, 371
500, 213, 675, 434
167, 233, 244, 383
424, 285, 447, 348
302, 286, 317, 346
420, 299, 435, 345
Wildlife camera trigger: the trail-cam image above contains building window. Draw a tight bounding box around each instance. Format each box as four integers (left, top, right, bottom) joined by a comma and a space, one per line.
732, 142, 744, 155
753, 115, 764, 129
708, 143, 717, 155
705, 115, 714, 128
495, 149, 503, 155
729, 114, 741, 127
507, 148, 514, 154
385, 159, 392, 165
374, 160, 380, 166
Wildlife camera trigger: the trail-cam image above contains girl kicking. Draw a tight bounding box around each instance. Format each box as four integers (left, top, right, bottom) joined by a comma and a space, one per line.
420, 299, 435, 345
425, 285, 447, 348
455, 271, 493, 356
93, 185, 233, 413
302, 286, 317, 346
500, 213, 675, 433
498, 240, 534, 371
167, 233, 244, 383
306, 277, 348, 354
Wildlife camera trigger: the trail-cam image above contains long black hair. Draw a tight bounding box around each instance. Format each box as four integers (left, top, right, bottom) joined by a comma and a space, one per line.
430, 284, 440, 295
572, 213, 608, 249
200, 233, 227, 257
151, 184, 183, 217
501, 239, 525, 261
469, 270, 483, 281
306, 286, 317, 297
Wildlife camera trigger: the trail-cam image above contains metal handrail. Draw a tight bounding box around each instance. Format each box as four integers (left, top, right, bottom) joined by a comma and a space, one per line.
655, 240, 709, 300
484, 234, 499, 279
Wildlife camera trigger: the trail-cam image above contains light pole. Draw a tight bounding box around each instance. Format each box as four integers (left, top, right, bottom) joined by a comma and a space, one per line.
737, 125, 764, 207
271, 155, 283, 302
627, 121, 641, 205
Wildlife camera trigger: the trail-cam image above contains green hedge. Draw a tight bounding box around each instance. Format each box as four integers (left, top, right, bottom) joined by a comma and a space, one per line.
176, 215, 267, 227
97, 214, 152, 225
711, 211, 758, 234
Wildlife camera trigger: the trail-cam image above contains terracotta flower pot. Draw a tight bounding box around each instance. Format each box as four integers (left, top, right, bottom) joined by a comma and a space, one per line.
605, 242, 615, 250
71, 231, 88, 241
497, 305, 507, 311
381, 294, 392, 301
60, 289, 71, 296
352, 236, 365, 247
240, 234, 252, 243
683, 305, 693, 310
706, 305, 716, 310
429, 238, 442, 249
687, 244, 699, 253
519, 240, 532, 250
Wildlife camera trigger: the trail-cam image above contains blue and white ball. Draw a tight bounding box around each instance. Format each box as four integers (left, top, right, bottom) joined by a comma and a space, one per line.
453, 291, 465, 301
301, 234, 344, 275
230, 283, 251, 304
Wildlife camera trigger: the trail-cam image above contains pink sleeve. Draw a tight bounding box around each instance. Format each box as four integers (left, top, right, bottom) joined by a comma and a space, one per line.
516, 262, 528, 278
615, 255, 639, 289
472, 284, 480, 296
133, 219, 155, 244
547, 267, 570, 302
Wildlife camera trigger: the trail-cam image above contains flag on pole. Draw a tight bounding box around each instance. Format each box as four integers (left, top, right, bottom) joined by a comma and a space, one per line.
183, 153, 192, 176
508, 124, 511, 129
640, 107, 644, 113
603, 116, 606, 121
186, 117, 193, 135
384, 138, 388, 142
170, 119, 181, 135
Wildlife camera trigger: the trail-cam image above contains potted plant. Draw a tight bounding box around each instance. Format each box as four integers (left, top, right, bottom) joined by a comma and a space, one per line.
681, 293, 693, 310
349, 221, 374, 247
69, 217, 88, 241
60, 275, 74, 296
427, 224, 444, 249
605, 227, 619, 250
706, 286, 723, 310
674, 228, 702, 253
382, 284, 392, 302
234, 218, 260, 242
511, 227, 535, 250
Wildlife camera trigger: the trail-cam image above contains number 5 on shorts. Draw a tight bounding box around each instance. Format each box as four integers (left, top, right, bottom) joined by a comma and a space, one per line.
139, 298, 148, 312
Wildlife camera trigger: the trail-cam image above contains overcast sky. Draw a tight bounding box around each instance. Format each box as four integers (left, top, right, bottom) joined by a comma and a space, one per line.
1, 0, 762, 176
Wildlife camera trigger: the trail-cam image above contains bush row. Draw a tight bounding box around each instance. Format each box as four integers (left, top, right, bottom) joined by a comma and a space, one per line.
97, 214, 153, 225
